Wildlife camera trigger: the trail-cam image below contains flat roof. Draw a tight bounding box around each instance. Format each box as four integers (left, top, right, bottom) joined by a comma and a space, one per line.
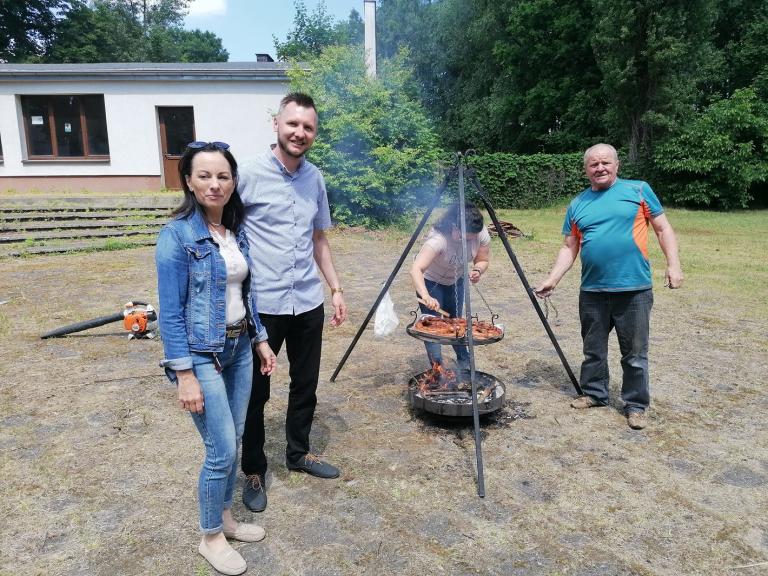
0, 62, 304, 82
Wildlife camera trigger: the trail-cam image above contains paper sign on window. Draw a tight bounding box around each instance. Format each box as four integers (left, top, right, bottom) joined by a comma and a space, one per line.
31, 116, 44, 125
64, 123, 72, 133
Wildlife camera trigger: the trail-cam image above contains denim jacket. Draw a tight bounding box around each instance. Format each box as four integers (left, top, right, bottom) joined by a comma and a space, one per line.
155, 207, 268, 381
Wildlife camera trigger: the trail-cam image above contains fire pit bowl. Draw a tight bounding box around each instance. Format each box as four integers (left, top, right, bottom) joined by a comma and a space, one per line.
408, 369, 506, 417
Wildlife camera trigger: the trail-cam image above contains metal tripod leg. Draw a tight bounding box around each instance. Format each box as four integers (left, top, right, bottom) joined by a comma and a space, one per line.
457, 161, 486, 497
330, 169, 455, 382
468, 170, 583, 395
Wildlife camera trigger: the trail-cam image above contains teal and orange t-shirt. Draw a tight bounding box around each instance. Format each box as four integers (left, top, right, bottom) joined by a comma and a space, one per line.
562, 179, 664, 292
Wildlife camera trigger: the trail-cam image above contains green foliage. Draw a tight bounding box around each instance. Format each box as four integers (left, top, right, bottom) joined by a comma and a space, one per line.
287, 45, 442, 226
373, 1, 748, 159
0, 0, 71, 62
591, 0, 721, 162
466, 153, 586, 209
712, 0, 768, 96
654, 88, 768, 209
274, 0, 362, 61
44, 0, 227, 63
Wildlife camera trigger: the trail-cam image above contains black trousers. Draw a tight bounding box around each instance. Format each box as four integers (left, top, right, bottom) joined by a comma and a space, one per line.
241, 304, 324, 476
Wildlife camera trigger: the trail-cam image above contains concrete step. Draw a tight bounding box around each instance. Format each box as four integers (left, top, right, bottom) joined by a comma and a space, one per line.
0, 227, 162, 244
0, 208, 172, 221
0, 235, 157, 257
0, 194, 174, 257
2, 218, 167, 233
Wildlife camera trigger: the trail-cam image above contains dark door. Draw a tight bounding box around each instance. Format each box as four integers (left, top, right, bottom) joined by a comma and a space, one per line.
158, 107, 195, 189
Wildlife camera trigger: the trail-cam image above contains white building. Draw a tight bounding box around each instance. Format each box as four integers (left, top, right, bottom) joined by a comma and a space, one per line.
0, 62, 292, 192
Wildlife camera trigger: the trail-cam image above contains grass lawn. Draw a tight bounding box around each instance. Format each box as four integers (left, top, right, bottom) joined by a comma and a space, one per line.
1, 203, 766, 575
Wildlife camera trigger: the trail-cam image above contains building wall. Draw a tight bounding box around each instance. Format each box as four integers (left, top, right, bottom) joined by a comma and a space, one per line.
0, 79, 286, 191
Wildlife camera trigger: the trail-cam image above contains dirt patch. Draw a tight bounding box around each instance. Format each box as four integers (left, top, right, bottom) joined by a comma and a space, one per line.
1, 226, 767, 575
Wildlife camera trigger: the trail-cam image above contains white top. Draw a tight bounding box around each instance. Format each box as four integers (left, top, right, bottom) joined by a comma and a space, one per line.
210, 227, 248, 325
421, 226, 491, 285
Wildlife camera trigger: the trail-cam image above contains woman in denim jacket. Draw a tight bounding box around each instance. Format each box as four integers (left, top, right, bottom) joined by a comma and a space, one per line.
156, 141, 276, 576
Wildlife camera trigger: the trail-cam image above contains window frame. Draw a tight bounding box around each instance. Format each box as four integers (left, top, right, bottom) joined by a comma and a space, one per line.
21, 94, 110, 161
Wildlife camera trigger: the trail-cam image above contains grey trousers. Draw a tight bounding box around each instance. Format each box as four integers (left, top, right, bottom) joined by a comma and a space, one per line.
578, 289, 653, 413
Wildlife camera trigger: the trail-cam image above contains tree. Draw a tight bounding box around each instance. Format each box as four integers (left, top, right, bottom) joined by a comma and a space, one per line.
374, 0, 604, 153
590, 0, 721, 163
45, 0, 228, 62
457, 0, 604, 152
170, 29, 228, 63
47, 1, 142, 62
274, 0, 362, 61
288, 45, 442, 226
0, 0, 73, 62
654, 88, 768, 209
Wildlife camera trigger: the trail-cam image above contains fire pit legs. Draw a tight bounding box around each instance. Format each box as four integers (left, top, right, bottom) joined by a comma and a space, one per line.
468, 171, 583, 396
330, 168, 456, 383
331, 152, 584, 498
455, 162, 487, 497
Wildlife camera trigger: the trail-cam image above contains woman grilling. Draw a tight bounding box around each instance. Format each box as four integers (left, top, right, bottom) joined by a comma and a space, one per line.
410, 201, 491, 373
155, 141, 277, 576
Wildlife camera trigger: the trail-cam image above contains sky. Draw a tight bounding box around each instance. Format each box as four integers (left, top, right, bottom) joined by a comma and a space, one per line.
184, 0, 364, 62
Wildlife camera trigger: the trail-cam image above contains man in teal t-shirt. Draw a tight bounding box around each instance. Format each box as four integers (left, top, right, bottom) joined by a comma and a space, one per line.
536, 143, 683, 430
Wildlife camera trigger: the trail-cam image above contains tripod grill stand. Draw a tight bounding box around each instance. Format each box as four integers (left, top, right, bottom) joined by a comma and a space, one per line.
330, 153, 582, 497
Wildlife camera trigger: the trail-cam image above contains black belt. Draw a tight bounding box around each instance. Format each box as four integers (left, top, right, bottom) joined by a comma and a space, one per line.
225, 318, 247, 339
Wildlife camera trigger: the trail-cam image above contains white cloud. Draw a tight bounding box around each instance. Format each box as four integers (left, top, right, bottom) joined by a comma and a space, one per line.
187, 0, 227, 17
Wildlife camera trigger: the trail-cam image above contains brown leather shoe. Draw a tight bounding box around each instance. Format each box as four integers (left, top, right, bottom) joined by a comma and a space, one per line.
198, 538, 246, 575
626, 411, 648, 430
570, 395, 601, 409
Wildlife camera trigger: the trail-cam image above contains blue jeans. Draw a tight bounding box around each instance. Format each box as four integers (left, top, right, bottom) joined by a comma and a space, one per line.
578, 289, 653, 413
190, 332, 253, 534
418, 277, 469, 370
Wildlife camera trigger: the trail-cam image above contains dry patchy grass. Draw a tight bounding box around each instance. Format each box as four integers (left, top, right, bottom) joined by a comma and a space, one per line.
1, 208, 766, 575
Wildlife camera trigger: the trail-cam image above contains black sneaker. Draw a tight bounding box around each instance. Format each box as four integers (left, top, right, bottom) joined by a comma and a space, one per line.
287, 453, 340, 479
242, 474, 267, 512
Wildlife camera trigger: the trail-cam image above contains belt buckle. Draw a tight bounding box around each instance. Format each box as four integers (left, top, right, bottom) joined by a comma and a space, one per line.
226, 319, 246, 338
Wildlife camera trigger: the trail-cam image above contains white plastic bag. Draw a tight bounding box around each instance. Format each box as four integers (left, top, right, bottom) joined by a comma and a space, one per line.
373, 290, 399, 337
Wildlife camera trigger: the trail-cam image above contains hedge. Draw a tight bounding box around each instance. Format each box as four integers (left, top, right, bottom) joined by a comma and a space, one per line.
464, 152, 588, 209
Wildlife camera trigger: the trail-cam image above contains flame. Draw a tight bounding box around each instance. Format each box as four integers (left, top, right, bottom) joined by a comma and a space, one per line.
418, 361, 459, 394
415, 362, 498, 403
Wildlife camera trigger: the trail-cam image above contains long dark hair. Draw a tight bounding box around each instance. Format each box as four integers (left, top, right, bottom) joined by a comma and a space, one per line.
434, 201, 484, 236
172, 144, 244, 231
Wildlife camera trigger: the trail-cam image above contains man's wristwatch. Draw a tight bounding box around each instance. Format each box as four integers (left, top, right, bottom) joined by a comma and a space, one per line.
331, 287, 344, 296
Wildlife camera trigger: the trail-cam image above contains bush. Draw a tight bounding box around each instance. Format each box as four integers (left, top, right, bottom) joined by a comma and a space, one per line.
465, 153, 587, 208
654, 87, 768, 209
288, 46, 442, 227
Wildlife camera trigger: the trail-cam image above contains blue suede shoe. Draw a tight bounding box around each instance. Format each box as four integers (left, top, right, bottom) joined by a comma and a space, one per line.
242, 474, 267, 512
287, 453, 340, 479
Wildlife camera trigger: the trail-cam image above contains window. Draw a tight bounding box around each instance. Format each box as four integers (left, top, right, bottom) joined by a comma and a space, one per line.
21, 95, 110, 159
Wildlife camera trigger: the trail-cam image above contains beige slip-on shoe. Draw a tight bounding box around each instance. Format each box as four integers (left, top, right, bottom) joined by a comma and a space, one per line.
223, 521, 266, 542
198, 538, 247, 575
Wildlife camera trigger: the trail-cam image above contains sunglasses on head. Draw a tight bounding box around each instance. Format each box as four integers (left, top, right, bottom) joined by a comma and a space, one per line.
186, 141, 230, 151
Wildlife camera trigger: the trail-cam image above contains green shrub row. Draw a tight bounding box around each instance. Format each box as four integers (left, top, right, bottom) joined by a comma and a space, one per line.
464, 152, 588, 209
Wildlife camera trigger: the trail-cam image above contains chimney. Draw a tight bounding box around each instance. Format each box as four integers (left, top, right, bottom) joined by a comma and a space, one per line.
364, 0, 377, 78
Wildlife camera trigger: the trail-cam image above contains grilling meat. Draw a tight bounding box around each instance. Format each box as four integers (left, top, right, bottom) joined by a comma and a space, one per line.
414, 316, 502, 340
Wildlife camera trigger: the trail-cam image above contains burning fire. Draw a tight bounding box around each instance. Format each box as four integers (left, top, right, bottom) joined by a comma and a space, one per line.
414, 362, 496, 402
418, 362, 459, 394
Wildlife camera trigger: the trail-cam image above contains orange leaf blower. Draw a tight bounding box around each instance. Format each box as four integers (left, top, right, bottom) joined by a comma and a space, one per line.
41, 301, 157, 340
